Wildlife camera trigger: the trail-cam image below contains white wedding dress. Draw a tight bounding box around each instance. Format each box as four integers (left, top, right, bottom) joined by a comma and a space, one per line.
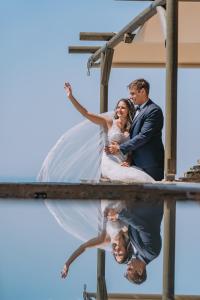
101, 120, 154, 183
101, 199, 126, 243
38, 114, 154, 245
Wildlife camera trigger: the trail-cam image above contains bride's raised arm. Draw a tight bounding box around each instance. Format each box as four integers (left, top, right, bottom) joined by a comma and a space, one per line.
61, 218, 110, 279
64, 82, 112, 130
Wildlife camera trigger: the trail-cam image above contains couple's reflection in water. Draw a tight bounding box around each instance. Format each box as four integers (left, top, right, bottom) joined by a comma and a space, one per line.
61, 199, 163, 285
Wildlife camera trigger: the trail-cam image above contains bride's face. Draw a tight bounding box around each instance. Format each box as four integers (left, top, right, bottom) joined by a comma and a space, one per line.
116, 101, 129, 119
112, 234, 127, 263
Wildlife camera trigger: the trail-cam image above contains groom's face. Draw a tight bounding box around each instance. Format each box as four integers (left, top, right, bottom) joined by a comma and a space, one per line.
129, 86, 145, 105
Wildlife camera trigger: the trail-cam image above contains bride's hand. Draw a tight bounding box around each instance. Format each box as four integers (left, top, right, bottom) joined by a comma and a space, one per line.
121, 161, 130, 167
61, 264, 69, 279
64, 82, 73, 99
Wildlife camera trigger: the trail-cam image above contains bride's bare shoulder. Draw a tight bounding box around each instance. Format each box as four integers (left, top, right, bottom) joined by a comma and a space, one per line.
102, 117, 113, 130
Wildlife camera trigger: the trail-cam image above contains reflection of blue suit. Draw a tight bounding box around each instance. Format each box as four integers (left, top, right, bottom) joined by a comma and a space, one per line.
118, 203, 163, 265
120, 99, 164, 180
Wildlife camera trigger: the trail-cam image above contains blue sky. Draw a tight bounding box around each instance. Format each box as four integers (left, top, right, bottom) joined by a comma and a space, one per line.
1, 1, 200, 299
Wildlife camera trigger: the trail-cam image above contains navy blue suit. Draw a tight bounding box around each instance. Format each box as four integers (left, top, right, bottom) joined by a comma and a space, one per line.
118, 203, 163, 265
120, 99, 164, 180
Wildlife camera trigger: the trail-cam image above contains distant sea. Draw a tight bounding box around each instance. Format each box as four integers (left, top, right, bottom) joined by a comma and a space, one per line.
0, 177, 36, 182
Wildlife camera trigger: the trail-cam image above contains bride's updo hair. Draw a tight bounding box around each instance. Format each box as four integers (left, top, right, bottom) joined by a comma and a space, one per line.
113, 98, 135, 132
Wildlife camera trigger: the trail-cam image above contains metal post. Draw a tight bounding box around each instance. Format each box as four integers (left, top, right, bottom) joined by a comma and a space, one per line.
163, 200, 176, 300
100, 49, 114, 113
100, 51, 108, 112
96, 249, 107, 300
165, 0, 178, 180
163, 1, 178, 300
97, 48, 114, 300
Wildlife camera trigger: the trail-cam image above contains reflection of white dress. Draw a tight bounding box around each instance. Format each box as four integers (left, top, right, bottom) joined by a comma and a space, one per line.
101, 120, 154, 183
101, 199, 126, 242
38, 115, 154, 245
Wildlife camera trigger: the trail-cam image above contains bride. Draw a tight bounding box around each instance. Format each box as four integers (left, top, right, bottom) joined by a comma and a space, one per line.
38, 82, 155, 279
63, 82, 154, 183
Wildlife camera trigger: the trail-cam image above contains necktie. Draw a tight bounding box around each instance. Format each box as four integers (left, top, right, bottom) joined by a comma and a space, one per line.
134, 105, 141, 119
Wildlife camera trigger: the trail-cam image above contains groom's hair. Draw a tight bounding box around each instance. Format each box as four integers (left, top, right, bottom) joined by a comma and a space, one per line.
128, 78, 150, 95
125, 267, 147, 285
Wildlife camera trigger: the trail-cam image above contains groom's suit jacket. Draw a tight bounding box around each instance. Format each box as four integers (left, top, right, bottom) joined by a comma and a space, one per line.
118, 203, 163, 265
120, 99, 164, 180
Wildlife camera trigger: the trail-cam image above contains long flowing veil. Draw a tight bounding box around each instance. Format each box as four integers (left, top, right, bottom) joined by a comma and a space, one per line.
38, 113, 113, 244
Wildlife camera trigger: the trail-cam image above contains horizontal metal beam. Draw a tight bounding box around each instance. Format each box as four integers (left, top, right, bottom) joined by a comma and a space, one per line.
85, 292, 200, 300
80, 32, 116, 41
91, 63, 200, 69
0, 182, 200, 201
68, 46, 101, 54
87, 0, 166, 67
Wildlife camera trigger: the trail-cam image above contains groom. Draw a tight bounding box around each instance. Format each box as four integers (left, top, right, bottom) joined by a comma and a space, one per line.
106, 201, 163, 284
108, 78, 164, 283
109, 78, 164, 181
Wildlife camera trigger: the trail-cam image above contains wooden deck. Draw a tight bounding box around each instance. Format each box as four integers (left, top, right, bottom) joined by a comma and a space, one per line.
0, 181, 200, 201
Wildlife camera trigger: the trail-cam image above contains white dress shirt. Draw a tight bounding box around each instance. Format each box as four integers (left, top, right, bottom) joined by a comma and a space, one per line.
134, 99, 149, 119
